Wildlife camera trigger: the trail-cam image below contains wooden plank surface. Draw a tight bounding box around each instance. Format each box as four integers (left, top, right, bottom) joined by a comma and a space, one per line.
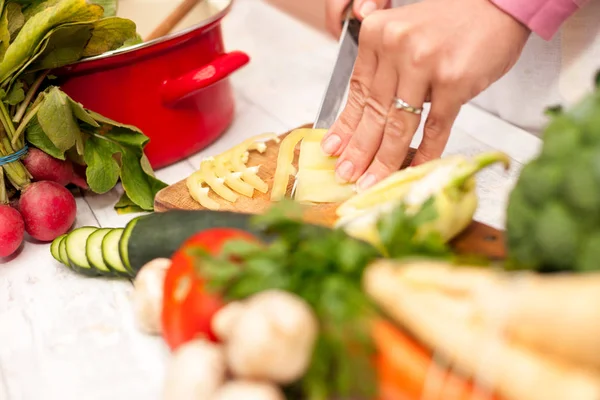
154, 123, 417, 219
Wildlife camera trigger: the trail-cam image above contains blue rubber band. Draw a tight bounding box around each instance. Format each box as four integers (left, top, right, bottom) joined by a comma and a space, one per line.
0, 144, 28, 167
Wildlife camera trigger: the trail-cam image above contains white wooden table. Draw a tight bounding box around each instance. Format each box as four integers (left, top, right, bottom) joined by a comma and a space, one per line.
0, 1, 544, 399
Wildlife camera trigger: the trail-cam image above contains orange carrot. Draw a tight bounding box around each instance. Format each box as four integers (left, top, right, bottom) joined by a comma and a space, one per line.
372, 319, 498, 400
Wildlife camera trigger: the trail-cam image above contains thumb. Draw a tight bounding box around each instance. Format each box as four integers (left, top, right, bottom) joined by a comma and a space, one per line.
352, 0, 390, 19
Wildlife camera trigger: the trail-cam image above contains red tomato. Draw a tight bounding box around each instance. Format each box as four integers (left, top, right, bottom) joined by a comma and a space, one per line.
161, 228, 260, 351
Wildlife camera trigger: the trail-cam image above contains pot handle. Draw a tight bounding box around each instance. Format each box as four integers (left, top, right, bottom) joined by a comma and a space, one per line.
160, 51, 250, 106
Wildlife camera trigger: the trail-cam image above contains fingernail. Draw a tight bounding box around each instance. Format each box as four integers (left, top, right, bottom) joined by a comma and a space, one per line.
321, 134, 341, 155
357, 173, 376, 191
336, 160, 355, 182
359, 1, 377, 18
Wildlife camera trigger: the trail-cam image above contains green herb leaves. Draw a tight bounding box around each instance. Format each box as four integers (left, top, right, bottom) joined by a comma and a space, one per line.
24, 86, 167, 211
377, 197, 452, 259
192, 200, 381, 400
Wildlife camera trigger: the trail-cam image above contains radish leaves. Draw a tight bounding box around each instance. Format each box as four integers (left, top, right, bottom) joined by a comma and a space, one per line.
26, 86, 168, 211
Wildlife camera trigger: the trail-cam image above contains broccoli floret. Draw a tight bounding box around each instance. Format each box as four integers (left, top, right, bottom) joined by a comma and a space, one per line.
505, 76, 600, 272
577, 232, 600, 272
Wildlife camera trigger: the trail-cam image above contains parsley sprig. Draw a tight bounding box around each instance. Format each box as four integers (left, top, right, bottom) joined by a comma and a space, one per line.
190, 197, 454, 399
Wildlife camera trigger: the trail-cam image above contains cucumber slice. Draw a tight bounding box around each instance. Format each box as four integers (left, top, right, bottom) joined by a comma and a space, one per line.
59, 236, 70, 266
65, 227, 99, 277
86, 228, 115, 276
51, 234, 66, 264
102, 228, 130, 277
119, 216, 139, 274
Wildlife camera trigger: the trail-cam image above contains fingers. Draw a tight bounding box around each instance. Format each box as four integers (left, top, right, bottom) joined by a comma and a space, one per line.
321, 15, 383, 157
325, 0, 389, 38
333, 55, 398, 183
325, 0, 351, 37
355, 74, 429, 190
352, 0, 390, 20
411, 88, 462, 166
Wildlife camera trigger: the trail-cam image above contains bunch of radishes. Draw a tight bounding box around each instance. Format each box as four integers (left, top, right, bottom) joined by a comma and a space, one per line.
0, 148, 87, 259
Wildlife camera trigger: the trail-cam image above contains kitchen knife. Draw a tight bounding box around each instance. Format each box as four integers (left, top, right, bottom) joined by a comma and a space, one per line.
290, 3, 361, 197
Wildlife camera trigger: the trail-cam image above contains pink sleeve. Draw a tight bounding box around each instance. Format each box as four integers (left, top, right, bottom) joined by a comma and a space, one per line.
490, 0, 590, 40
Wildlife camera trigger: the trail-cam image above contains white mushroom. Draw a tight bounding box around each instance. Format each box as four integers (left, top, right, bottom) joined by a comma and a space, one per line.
132, 257, 171, 335
162, 339, 226, 400
211, 300, 247, 342
211, 380, 285, 400
215, 289, 318, 384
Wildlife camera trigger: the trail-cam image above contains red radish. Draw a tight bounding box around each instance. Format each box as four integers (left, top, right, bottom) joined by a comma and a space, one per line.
0, 205, 25, 258
23, 148, 74, 186
70, 170, 89, 190
19, 181, 77, 242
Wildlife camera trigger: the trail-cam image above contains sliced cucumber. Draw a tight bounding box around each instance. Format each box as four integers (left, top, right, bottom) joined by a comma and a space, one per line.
65, 227, 99, 277
86, 228, 115, 276
59, 236, 70, 266
51, 234, 66, 264
119, 216, 139, 274
102, 228, 131, 277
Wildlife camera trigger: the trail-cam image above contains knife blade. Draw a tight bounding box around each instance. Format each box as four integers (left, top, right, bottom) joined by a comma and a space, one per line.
290, 5, 361, 197
313, 11, 361, 129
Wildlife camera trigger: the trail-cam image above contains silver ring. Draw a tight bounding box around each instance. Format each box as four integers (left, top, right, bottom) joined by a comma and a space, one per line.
394, 97, 423, 115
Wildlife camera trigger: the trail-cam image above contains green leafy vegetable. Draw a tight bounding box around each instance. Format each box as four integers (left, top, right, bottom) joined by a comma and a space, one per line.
0, 1, 10, 61
0, 0, 103, 85
23, 22, 93, 72
114, 192, 145, 214
82, 17, 136, 57
68, 97, 99, 127
25, 115, 64, 159
84, 126, 168, 210
89, 0, 117, 17
83, 134, 119, 193
21, 0, 62, 21
21, 86, 167, 211
3, 80, 24, 104
36, 86, 81, 153
118, 32, 142, 49
6, 2, 24, 40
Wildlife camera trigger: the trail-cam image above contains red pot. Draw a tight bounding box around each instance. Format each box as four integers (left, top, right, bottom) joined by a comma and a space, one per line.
53, 0, 249, 170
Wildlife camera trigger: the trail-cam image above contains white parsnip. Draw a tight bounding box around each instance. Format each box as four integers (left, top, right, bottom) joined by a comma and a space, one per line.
364, 259, 600, 400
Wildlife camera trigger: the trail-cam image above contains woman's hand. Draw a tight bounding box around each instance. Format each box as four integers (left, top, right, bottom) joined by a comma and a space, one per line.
325, 0, 390, 37
321, 0, 530, 191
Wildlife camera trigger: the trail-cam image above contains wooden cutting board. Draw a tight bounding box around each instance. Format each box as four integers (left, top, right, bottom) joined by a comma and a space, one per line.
154, 124, 506, 260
